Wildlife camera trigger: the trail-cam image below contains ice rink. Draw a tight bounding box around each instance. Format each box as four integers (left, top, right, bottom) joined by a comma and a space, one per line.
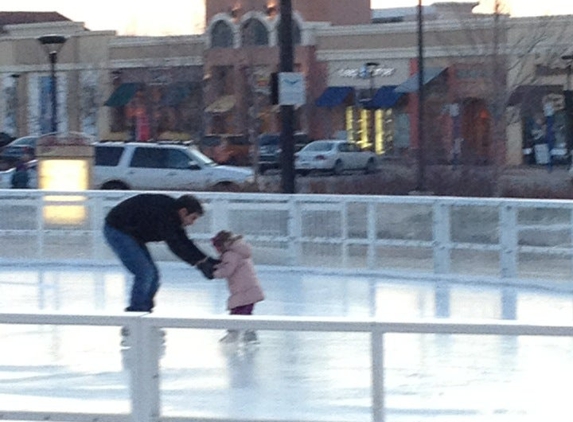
1, 262, 573, 422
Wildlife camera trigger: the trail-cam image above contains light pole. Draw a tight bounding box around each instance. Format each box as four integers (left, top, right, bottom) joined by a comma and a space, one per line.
279, 0, 295, 194
416, 0, 426, 192
37, 35, 67, 133
562, 54, 573, 166
365, 62, 379, 152
10, 73, 20, 137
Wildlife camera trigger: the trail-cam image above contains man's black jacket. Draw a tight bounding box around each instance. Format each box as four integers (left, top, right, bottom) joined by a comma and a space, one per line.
105, 194, 206, 265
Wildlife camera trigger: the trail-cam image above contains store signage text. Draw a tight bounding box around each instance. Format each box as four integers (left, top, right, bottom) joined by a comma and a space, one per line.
338, 66, 396, 79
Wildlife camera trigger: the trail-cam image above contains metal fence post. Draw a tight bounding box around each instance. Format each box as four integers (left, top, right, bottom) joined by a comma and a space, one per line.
130, 317, 161, 422
289, 195, 302, 266
367, 201, 377, 269
37, 193, 45, 259
210, 196, 229, 233
341, 199, 349, 268
433, 200, 451, 274
500, 203, 518, 278
91, 194, 104, 260
371, 325, 384, 422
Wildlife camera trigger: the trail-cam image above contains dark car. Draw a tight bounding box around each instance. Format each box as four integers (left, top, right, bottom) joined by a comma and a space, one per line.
0, 136, 38, 166
256, 132, 309, 174
0, 132, 15, 150
200, 134, 251, 166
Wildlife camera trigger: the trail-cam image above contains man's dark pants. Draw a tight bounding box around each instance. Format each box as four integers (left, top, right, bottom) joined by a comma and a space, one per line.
103, 223, 159, 312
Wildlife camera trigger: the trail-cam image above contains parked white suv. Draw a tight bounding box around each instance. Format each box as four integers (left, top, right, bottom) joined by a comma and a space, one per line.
93, 142, 254, 191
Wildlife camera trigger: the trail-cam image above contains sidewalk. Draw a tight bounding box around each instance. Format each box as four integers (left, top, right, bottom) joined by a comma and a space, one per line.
291, 161, 573, 198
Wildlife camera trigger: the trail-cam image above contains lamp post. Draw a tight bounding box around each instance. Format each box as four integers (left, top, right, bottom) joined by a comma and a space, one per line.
37, 35, 67, 133
365, 62, 379, 152
10, 73, 20, 137
562, 54, 573, 166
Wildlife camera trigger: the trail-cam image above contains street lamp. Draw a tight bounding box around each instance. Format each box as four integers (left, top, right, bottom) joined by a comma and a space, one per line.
365, 61, 379, 152
37, 35, 67, 133
562, 54, 573, 166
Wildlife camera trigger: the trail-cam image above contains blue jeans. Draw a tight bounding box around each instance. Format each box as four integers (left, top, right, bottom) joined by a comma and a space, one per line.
103, 223, 160, 312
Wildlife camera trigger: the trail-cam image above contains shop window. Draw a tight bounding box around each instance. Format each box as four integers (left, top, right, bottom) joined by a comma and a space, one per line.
211, 21, 234, 48
242, 18, 269, 46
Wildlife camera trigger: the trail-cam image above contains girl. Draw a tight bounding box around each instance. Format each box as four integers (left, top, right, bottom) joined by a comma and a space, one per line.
211, 230, 265, 343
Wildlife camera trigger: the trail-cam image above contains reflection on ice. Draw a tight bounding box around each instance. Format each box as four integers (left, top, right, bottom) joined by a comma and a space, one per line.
1, 264, 573, 421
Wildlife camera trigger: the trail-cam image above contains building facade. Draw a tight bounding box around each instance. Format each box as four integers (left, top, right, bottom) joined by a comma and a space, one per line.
0, 2, 572, 166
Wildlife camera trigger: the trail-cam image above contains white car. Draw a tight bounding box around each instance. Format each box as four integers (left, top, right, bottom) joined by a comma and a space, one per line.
93, 142, 254, 191
295, 140, 378, 176
0, 160, 38, 189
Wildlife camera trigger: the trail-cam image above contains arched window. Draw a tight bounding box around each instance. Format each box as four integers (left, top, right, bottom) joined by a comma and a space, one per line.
241, 19, 269, 46
211, 21, 234, 48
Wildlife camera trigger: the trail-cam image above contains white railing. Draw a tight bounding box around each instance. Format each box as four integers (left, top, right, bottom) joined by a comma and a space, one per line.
1, 190, 573, 286
1, 312, 572, 422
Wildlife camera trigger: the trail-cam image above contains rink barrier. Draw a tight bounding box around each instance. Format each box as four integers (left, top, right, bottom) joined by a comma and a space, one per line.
1, 190, 573, 285
1, 312, 572, 422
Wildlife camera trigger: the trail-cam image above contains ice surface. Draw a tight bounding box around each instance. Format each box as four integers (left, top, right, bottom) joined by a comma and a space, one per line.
1, 263, 572, 421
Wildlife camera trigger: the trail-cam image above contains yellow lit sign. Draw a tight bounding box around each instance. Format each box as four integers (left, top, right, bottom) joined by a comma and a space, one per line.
39, 159, 90, 225
360, 109, 368, 148
346, 107, 354, 141
39, 160, 90, 191
376, 109, 383, 155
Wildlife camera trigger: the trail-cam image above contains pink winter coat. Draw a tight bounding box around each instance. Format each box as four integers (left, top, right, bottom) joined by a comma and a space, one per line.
213, 239, 265, 310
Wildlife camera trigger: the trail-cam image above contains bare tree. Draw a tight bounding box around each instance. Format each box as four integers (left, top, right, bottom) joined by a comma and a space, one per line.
429, 0, 570, 194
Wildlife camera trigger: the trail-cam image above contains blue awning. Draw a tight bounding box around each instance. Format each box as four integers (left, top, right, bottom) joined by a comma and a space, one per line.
365, 85, 403, 109
395, 68, 447, 93
104, 83, 142, 107
315, 86, 354, 107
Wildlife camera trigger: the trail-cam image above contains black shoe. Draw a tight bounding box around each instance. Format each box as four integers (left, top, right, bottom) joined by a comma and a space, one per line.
219, 330, 240, 343
124, 306, 152, 313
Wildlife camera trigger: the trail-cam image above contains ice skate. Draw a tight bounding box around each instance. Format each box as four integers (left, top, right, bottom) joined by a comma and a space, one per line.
243, 330, 259, 344
120, 326, 130, 347
120, 326, 131, 370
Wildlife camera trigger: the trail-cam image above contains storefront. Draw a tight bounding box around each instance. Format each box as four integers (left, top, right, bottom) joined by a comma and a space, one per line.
104, 67, 204, 142
315, 60, 411, 154
509, 84, 568, 165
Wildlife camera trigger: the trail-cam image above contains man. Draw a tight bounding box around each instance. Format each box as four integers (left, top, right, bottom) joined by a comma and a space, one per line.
103, 193, 219, 312
11, 152, 32, 188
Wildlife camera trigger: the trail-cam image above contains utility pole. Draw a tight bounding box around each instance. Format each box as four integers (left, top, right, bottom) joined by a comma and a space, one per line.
279, 0, 295, 194
491, 0, 505, 193
416, 0, 426, 192
10, 74, 20, 137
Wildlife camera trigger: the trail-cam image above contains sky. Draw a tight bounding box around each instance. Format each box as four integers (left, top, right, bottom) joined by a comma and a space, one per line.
4, 0, 573, 36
